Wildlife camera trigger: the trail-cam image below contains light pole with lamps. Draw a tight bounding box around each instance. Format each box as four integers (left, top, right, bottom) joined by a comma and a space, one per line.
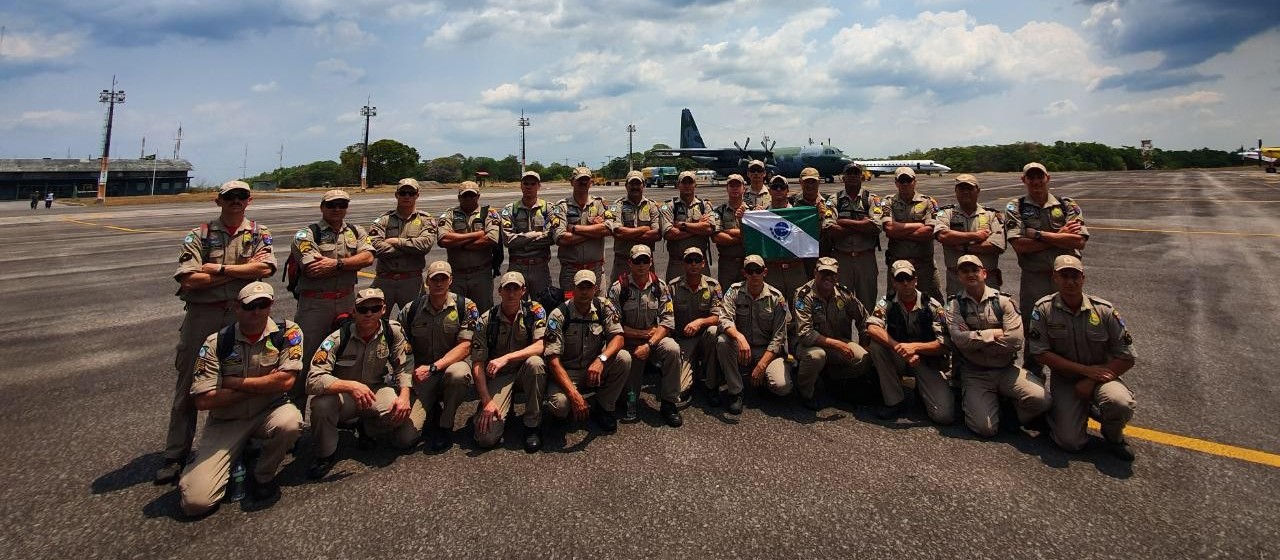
360, 101, 377, 191
96, 76, 125, 203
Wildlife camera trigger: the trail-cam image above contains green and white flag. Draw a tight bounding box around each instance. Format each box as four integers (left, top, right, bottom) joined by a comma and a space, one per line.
742, 206, 820, 260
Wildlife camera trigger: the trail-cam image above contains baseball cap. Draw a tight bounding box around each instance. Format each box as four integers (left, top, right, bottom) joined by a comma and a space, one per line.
237, 281, 274, 304
427, 261, 452, 279
218, 180, 251, 195
744, 255, 766, 268
954, 174, 979, 187
1053, 255, 1084, 272
499, 271, 526, 288
1023, 162, 1048, 174
521, 170, 541, 182
894, 167, 916, 180
956, 254, 983, 269
626, 170, 644, 184
573, 269, 597, 286
726, 174, 745, 185
629, 244, 653, 259
322, 189, 351, 202
457, 181, 480, 195
572, 166, 593, 181
682, 246, 704, 259
843, 162, 864, 173
800, 167, 821, 182
747, 160, 766, 171
678, 170, 698, 183
354, 287, 385, 305
816, 257, 838, 273
769, 175, 788, 186
397, 178, 420, 192
890, 260, 916, 277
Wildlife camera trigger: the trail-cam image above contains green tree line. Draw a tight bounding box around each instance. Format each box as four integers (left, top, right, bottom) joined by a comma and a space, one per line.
886, 141, 1247, 172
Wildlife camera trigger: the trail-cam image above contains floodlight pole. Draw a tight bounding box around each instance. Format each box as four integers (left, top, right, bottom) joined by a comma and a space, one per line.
626, 123, 636, 172
518, 110, 531, 174
96, 76, 125, 203
361, 100, 377, 191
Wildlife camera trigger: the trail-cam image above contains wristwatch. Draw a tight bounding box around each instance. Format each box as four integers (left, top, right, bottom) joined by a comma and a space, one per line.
678, 222, 688, 231
597, 353, 609, 363
1033, 229, 1043, 240
336, 258, 345, 270
218, 264, 226, 275
428, 364, 438, 375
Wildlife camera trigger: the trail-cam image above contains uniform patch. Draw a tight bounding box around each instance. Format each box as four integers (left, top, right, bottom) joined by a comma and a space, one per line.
184, 233, 196, 243
298, 240, 314, 253
262, 233, 272, 246
321, 339, 334, 351
1121, 331, 1133, 345
179, 253, 193, 263
836, 299, 846, 309
287, 346, 302, 360
977, 215, 989, 229
1051, 207, 1064, 219
1089, 310, 1100, 326
913, 202, 926, 214
295, 228, 310, 240
448, 309, 459, 321
1029, 328, 1041, 340
1113, 309, 1126, 328
548, 317, 560, 331
198, 346, 208, 358
795, 299, 805, 311
311, 349, 329, 365
701, 290, 711, 300
1031, 309, 1041, 321
286, 327, 302, 346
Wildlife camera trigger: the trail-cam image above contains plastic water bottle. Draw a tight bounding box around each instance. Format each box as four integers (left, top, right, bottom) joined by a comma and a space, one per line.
625, 389, 638, 421
226, 459, 246, 502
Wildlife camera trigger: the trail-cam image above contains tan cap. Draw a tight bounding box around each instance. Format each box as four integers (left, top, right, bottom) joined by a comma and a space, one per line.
843, 162, 864, 173
894, 167, 916, 180
427, 261, 452, 278
725, 173, 745, 185
956, 254, 983, 269
521, 170, 541, 182
744, 254, 766, 268
682, 246, 704, 259
354, 287, 385, 305
954, 174, 979, 187
747, 160, 766, 171
322, 189, 351, 202
890, 259, 916, 277
458, 181, 480, 195
573, 269, 597, 286
499, 271, 526, 288
816, 256, 838, 273
237, 281, 274, 304
397, 178, 420, 191
1023, 162, 1048, 174
1053, 255, 1084, 272
625, 170, 644, 183
769, 174, 788, 186
218, 180, 251, 195
572, 166, 593, 181
678, 170, 697, 183
799, 167, 821, 182
629, 244, 653, 259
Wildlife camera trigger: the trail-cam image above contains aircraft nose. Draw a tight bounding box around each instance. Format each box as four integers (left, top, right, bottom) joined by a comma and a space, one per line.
939, 164, 951, 173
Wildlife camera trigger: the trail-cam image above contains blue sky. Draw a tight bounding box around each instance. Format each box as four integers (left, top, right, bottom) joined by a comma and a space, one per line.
1, 0, 1277, 184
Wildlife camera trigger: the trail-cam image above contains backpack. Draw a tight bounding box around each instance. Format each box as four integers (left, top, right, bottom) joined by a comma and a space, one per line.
216, 320, 287, 362
556, 298, 610, 329
282, 223, 357, 298
481, 205, 504, 277
485, 299, 538, 352
401, 294, 466, 354
617, 272, 662, 304
333, 316, 402, 374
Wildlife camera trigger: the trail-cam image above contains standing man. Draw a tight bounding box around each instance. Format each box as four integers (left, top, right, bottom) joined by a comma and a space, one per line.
543, 271, 632, 433
368, 178, 437, 313
826, 162, 882, 308
878, 167, 942, 304
178, 282, 304, 516
555, 166, 616, 291
1028, 256, 1136, 461
306, 288, 415, 479
744, 160, 769, 208
668, 247, 722, 405
713, 255, 792, 414
935, 174, 1006, 296
437, 180, 502, 310
472, 272, 549, 452
866, 260, 953, 424
712, 174, 751, 287
793, 257, 873, 410
159, 180, 275, 485
659, 171, 716, 282
44, 190, 54, 208
501, 171, 559, 298
790, 167, 837, 276
29, 190, 39, 210
398, 261, 479, 452
609, 170, 661, 281
946, 255, 1048, 437
758, 175, 808, 303
607, 245, 685, 427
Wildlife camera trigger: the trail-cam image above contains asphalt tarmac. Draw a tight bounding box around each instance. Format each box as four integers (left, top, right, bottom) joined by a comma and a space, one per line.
0, 169, 1277, 559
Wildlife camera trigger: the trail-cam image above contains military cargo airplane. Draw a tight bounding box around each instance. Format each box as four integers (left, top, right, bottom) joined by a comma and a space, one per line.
650, 109, 854, 181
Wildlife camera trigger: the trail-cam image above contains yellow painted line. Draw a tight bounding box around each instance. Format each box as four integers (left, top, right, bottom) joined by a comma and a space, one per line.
1087, 420, 1280, 468
61, 217, 177, 234
1090, 226, 1280, 238
1077, 198, 1280, 203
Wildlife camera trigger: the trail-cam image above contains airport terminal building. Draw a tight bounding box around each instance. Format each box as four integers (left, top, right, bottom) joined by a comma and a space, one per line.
0, 158, 193, 200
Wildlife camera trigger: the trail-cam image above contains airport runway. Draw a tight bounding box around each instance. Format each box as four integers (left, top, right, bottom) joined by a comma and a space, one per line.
0, 169, 1277, 559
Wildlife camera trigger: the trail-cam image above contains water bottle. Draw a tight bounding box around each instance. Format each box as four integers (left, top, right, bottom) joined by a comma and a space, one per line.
226, 459, 246, 502
625, 389, 638, 421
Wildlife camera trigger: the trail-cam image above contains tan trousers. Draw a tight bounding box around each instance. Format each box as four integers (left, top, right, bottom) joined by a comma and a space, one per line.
715, 255, 744, 288
451, 270, 494, 311
167, 303, 236, 461
1019, 270, 1054, 374
714, 340, 791, 397
833, 251, 878, 311
547, 351, 632, 416
869, 343, 954, 424
1048, 376, 1135, 451
178, 403, 303, 516
678, 327, 719, 391
310, 385, 419, 457
558, 262, 604, 295
795, 341, 870, 399
413, 361, 474, 430
294, 293, 355, 401
370, 274, 423, 315
474, 356, 547, 448
508, 259, 552, 296
959, 365, 1049, 437
625, 337, 686, 404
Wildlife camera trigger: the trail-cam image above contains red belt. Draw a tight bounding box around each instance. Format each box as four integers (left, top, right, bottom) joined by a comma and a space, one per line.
771, 259, 803, 269
832, 248, 872, 257
300, 289, 352, 300
510, 257, 548, 265
377, 270, 422, 280
563, 259, 604, 271
455, 263, 490, 274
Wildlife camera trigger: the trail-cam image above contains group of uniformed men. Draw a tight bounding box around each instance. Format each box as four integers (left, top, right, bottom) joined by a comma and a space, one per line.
159, 161, 1137, 517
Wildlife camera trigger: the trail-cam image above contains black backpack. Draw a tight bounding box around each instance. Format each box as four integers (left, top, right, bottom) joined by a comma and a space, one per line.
281, 223, 358, 298
216, 321, 288, 362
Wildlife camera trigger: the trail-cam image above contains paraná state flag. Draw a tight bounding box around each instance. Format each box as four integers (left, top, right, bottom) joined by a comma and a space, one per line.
742, 206, 820, 260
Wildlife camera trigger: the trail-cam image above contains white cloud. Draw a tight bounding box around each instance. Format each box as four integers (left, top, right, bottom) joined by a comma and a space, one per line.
0, 31, 82, 61
1104, 90, 1224, 114
1042, 99, 1079, 117
250, 81, 279, 93
0, 109, 94, 131
312, 20, 377, 48
312, 58, 365, 85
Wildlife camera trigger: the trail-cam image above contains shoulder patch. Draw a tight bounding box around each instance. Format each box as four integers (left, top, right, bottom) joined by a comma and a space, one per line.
295, 228, 310, 240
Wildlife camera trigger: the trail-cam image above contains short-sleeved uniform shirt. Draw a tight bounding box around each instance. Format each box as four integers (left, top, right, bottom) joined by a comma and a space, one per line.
1027, 293, 1135, 366
437, 204, 503, 271
500, 199, 558, 260
190, 320, 303, 421
867, 291, 946, 346
744, 187, 768, 209
471, 301, 548, 364
934, 205, 1006, 270
397, 293, 479, 365
175, 220, 277, 303
716, 282, 790, 355
1004, 194, 1089, 273
877, 192, 940, 261
368, 210, 437, 274
827, 189, 883, 254
544, 298, 624, 371
659, 196, 716, 263
607, 274, 675, 332
712, 201, 751, 258
669, 274, 723, 333
945, 286, 1023, 369
554, 196, 615, 265
291, 221, 374, 292
610, 195, 659, 258
788, 194, 837, 232
306, 320, 412, 394
794, 281, 870, 348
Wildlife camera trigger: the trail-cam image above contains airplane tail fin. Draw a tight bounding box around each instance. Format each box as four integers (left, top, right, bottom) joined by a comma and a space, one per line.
680, 108, 706, 149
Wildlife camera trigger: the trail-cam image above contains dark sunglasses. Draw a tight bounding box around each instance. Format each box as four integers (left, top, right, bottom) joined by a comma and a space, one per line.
220, 191, 250, 201
631, 256, 652, 265
240, 299, 271, 311
459, 192, 479, 198
895, 177, 914, 184
323, 201, 349, 209
893, 274, 915, 283
395, 190, 417, 197
744, 266, 765, 275
355, 304, 383, 314
768, 183, 788, 191
818, 270, 837, 277
683, 256, 704, 264
749, 169, 765, 173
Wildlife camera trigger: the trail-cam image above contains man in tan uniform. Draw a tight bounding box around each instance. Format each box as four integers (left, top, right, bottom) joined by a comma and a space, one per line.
711, 174, 751, 288
609, 170, 661, 281
826, 162, 882, 309
935, 174, 1006, 297
397, 261, 479, 452
555, 166, 616, 290
790, 167, 838, 276
744, 159, 769, 208
714, 255, 792, 414
1028, 255, 1136, 461
946, 255, 1048, 437
472, 271, 549, 452
659, 171, 716, 282
437, 180, 502, 310
544, 270, 632, 433
305, 288, 415, 479
160, 180, 276, 484
607, 244, 685, 427
501, 171, 559, 297
878, 167, 942, 305
758, 175, 809, 303
369, 178, 437, 313
793, 257, 873, 410
668, 247, 722, 405
867, 260, 953, 424
178, 282, 303, 516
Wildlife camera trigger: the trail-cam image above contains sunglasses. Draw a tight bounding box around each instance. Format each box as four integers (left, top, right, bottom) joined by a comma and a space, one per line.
683, 256, 704, 264
323, 201, 349, 209
744, 266, 765, 275
818, 270, 837, 277
240, 299, 271, 311
396, 190, 417, 197
749, 169, 765, 173
631, 256, 652, 265
459, 192, 479, 198
355, 304, 383, 314
895, 177, 914, 184
768, 183, 788, 191
893, 275, 915, 283
220, 191, 250, 201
